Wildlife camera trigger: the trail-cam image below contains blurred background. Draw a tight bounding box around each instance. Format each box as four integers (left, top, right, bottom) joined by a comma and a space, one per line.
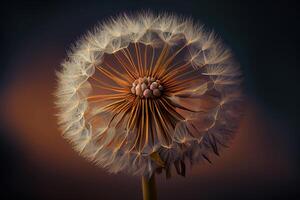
0, 0, 299, 199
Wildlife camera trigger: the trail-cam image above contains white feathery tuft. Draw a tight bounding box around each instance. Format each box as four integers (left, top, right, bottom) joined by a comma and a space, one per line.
55, 11, 243, 176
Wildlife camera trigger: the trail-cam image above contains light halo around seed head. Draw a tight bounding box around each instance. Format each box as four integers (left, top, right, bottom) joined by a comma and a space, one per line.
55, 11, 243, 176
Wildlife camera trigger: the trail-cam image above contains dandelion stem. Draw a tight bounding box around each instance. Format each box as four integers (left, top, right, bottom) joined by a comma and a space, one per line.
142, 174, 157, 200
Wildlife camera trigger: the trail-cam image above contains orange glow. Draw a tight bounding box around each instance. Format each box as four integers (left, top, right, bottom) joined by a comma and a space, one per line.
0, 48, 296, 200
1, 53, 294, 182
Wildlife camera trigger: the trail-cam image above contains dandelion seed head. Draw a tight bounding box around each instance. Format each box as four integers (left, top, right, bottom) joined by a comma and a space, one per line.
55, 11, 243, 177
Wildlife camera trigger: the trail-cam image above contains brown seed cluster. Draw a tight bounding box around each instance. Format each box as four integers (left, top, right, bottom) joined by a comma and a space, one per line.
131, 77, 164, 98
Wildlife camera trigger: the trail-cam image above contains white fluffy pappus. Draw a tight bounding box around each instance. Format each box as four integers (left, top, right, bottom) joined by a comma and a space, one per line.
55, 11, 243, 177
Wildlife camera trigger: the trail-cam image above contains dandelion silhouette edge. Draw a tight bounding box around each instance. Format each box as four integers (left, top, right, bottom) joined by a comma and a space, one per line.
55, 11, 243, 177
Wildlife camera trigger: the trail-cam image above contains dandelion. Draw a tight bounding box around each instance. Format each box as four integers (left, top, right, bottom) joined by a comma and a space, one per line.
55, 11, 242, 200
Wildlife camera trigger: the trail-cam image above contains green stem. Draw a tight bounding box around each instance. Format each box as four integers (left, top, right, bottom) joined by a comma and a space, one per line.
142, 174, 157, 200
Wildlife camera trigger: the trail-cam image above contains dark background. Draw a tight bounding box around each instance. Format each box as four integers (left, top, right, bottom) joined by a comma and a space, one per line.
1, 0, 299, 199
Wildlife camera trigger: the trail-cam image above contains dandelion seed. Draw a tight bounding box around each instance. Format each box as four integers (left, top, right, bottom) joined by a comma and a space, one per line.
55, 11, 243, 200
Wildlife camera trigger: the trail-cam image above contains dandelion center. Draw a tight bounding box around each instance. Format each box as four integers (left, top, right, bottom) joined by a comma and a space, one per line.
131, 77, 163, 98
